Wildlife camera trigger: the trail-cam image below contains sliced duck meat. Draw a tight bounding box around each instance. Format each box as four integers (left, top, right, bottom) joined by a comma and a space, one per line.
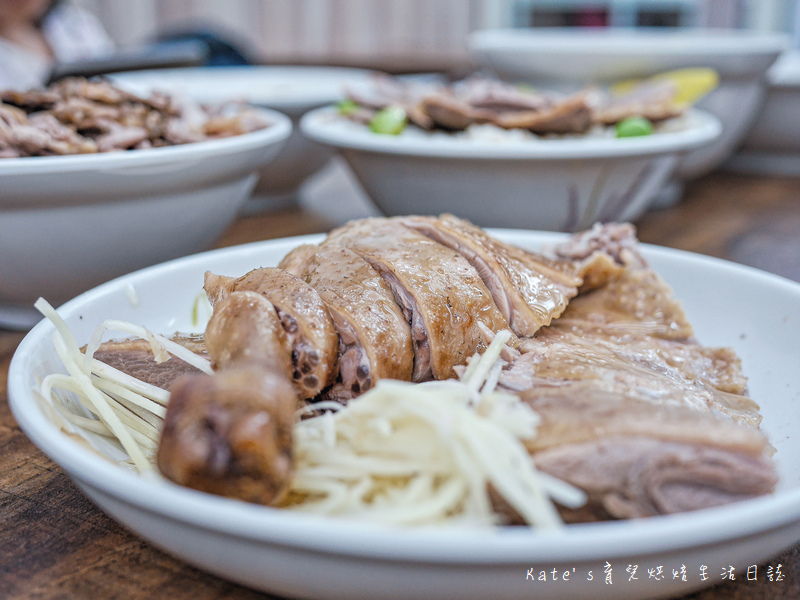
278, 243, 319, 277
204, 267, 338, 398
545, 221, 645, 292
533, 435, 776, 521
521, 378, 776, 521
545, 256, 695, 341
344, 74, 437, 130
402, 214, 582, 336
157, 363, 296, 505
591, 81, 683, 126
491, 92, 594, 135
451, 77, 552, 113
504, 328, 758, 426
418, 93, 493, 131
550, 221, 644, 266
502, 251, 758, 424
290, 244, 414, 399
204, 290, 292, 374
89, 334, 205, 390
323, 218, 511, 381
0, 77, 271, 157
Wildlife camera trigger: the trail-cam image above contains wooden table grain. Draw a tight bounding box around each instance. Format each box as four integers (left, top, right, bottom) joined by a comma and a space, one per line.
2, 167, 800, 600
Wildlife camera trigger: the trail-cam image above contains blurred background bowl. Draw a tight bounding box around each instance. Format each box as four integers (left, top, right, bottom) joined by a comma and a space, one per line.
0, 108, 291, 330
110, 66, 374, 212
726, 49, 800, 176
301, 106, 720, 233
468, 27, 788, 182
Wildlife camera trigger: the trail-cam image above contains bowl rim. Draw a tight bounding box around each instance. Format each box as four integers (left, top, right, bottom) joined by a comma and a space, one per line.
0, 106, 293, 176
8, 231, 800, 564
109, 65, 377, 109
300, 106, 721, 160
468, 27, 791, 57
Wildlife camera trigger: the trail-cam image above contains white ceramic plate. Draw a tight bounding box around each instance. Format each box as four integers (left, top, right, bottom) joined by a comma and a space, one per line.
9, 231, 800, 600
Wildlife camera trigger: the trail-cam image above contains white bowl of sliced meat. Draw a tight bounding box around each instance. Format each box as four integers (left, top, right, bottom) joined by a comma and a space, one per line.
300, 75, 720, 232
109, 66, 374, 210
8, 215, 800, 600
0, 77, 291, 330
468, 27, 788, 181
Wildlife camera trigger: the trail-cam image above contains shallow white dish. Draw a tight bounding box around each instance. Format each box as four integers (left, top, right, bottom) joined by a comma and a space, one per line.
9, 230, 800, 600
300, 107, 720, 231
110, 66, 374, 207
0, 108, 291, 330
468, 27, 788, 181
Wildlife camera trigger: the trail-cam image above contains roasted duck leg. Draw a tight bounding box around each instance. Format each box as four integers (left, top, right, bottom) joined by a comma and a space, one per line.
157, 291, 299, 504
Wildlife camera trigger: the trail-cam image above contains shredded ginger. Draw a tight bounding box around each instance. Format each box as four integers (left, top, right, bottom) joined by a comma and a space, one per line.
34, 298, 585, 528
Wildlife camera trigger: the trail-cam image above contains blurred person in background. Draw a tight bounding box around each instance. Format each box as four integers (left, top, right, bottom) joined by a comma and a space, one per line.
0, 0, 113, 90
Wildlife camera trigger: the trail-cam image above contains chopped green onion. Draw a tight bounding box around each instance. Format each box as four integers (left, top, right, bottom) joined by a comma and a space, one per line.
369, 106, 407, 135
336, 99, 359, 116
615, 116, 654, 138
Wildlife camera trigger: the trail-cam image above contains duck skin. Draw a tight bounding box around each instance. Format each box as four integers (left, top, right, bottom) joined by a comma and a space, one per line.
280, 243, 414, 400
402, 213, 582, 336
323, 217, 512, 381
203, 266, 338, 398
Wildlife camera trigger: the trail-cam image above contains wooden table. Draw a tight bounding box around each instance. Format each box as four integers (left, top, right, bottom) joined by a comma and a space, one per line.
2, 167, 800, 599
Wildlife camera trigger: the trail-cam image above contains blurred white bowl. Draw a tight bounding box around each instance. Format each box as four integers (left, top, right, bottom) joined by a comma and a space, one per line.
468, 27, 788, 181
0, 109, 291, 330
727, 50, 800, 176
300, 107, 720, 232
110, 66, 374, 209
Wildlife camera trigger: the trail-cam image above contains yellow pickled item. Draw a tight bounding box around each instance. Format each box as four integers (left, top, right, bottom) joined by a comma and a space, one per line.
611, 68, 719, 106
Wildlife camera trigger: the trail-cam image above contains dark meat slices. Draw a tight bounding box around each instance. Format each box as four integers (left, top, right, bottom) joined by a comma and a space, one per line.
517, 380, 775, 521
402, 214, 582, 337
89, 334, 205, 390
492, 92, 594, 134
204, 267, 338, 398
489, 226, 776, 520
418, 94, 493, 131
282, 244, 414, 399
502, 254, 758, 425
323, 218, 511, 381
